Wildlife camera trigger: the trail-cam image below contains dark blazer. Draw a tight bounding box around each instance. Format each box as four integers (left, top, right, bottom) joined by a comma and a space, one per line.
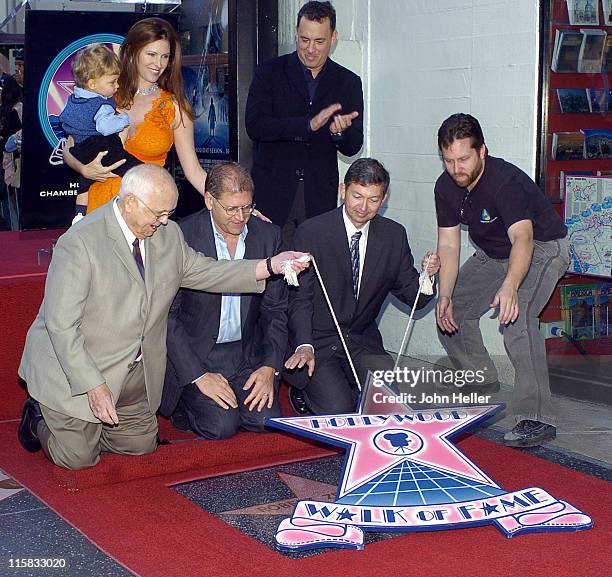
289, 207, 433, 361
245, 52, 363, 225
161, 210, 287, 417
19, 201, 263, 422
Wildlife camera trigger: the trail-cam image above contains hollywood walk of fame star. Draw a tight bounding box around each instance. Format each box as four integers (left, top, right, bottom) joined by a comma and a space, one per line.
267, 383, 504, 499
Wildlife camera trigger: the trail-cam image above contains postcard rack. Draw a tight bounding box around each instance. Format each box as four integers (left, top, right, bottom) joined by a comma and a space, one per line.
539, 0, 612, 203
538, 1, 611, 346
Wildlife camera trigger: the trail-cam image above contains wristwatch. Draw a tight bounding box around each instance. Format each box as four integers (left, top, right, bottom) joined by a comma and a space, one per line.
265, 256, 275, 276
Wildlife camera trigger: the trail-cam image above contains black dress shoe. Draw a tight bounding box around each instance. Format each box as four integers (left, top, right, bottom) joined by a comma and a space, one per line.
289, 387, 311, 415
170, 411, 192, 433
17, 398, 43, 453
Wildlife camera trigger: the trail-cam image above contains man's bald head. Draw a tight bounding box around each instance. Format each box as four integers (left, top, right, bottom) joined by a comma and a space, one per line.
119, 164, 177, 203
118, 164, 179, 239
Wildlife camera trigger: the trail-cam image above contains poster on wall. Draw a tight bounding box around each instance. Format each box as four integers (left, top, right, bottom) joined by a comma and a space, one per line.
20, 11, 177, 230
564, 174, 612, 277
172, 0, 231, 217
181, 52, 230, 173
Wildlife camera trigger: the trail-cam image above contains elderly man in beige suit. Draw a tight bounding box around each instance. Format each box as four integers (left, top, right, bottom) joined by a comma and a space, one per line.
18, 164, 307, 470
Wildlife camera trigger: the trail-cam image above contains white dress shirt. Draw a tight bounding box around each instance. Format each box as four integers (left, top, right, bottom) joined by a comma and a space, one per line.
113, 198, 145, 265
342, 205, 370, 298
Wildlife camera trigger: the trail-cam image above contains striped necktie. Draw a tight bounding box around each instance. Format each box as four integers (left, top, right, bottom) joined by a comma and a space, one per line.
350, 231, 362, 300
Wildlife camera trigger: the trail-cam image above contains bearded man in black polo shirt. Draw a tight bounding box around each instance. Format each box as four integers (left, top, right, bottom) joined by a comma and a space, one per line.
434, 113, 569, 448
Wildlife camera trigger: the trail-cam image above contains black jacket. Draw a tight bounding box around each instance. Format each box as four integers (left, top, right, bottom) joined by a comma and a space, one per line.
289, 207, 433, 358
161, 210, 288, 416
246, 52, 363, 225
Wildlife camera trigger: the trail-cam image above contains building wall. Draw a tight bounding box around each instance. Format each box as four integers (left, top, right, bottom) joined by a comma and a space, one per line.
281, 0, 541, 380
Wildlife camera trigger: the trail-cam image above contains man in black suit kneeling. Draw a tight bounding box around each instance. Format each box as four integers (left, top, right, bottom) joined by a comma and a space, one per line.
162, 162, 287, 438
284, 158, 439, 415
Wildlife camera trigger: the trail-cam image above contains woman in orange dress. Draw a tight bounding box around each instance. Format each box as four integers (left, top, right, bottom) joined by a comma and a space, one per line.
64, 17, 207, 213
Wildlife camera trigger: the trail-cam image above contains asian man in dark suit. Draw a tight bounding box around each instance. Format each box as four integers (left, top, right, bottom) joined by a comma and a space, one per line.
284, 158, 440, 415
162, 162, 287, 439
245, 1, 363, 245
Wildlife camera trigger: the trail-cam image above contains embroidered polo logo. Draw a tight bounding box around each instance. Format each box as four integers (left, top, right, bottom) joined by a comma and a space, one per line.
480, 209, 498, 223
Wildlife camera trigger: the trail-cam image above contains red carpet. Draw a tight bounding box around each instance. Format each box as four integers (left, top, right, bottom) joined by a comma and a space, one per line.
0, 424, 608, 577
0, 229, 62, 419
0, 280, 44, 420
0, 229, 64, 281
0, 240, 610, 577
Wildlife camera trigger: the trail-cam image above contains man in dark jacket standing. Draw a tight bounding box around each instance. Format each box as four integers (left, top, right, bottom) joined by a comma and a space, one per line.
245, 1, 363, 245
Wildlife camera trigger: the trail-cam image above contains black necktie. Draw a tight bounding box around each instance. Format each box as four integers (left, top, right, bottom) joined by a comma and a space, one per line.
132, 238, 145, 280
350, 231, 362, 300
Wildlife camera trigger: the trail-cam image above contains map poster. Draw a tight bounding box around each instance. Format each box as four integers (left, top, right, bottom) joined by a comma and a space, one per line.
564, 175, 612, 278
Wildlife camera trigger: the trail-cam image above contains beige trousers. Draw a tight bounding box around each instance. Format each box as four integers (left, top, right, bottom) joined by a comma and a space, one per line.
38, 362, 158, 470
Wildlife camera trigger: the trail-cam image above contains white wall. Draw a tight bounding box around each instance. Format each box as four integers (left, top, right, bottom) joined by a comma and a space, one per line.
280, 0, 541, 381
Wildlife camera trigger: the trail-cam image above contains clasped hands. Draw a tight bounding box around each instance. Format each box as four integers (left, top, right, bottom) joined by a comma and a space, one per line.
195, 366, 276, 412
309, 103, 359, 134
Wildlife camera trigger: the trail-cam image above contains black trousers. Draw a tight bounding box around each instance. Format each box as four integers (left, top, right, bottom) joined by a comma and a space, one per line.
283, 342, 395, 415
179, 341, 280, 439
71, 134, 141, 191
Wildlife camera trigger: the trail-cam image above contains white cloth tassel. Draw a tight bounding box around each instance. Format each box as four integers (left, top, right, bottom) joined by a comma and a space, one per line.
281, 255, 310, 286
419, 272, 435, 295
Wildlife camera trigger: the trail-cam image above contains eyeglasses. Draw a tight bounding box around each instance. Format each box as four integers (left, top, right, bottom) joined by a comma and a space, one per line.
133, 195, 175, 220
212, 196, 256, 217
459, 191, 471, 225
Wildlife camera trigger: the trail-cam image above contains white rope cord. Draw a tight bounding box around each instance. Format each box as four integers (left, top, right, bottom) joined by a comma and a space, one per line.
310, 255, 363, 391
393, 254, 433, 372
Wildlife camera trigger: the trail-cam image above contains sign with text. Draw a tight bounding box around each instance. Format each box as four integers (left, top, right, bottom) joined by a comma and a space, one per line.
267, 386, 593, 551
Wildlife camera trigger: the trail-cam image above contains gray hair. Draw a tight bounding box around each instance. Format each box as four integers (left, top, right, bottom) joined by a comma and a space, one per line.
118, 164, 177, 200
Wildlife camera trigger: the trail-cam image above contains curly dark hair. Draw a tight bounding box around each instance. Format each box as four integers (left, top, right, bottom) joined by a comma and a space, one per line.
297, 1, 336, 30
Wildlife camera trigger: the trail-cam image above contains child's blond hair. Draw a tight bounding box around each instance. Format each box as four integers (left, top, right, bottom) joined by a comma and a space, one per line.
71, 44, 121, 88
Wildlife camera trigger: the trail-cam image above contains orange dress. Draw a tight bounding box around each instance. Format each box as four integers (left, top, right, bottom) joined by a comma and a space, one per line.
86, 89, 176, 213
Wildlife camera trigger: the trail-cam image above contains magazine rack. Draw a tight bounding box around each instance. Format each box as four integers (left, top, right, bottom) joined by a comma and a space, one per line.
538, 0, 612, 203
538, 0, 611, 356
